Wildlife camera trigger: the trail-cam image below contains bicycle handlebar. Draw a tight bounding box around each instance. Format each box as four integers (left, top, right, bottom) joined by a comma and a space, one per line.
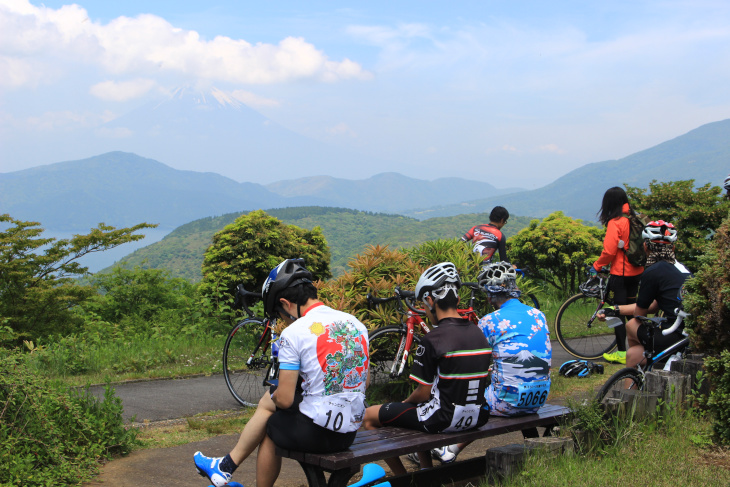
234, 283, 262, 317
663, 309, 689, 336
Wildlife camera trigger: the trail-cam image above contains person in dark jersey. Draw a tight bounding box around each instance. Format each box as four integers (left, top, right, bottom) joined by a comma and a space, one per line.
362, 262, 492, 474
461, 206, 509, 263
598, 221, 690, 368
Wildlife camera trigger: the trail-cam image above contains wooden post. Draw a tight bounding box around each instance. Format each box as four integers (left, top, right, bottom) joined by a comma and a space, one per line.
670, 358, 710, 398
485, 444, 527, 482
525, 437, 575, 457
644, 370, 691, 411
617, 389, 660, 420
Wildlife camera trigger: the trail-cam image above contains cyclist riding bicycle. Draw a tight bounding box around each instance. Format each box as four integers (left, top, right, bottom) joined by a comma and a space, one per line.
362, 262, 491, 474
430, 261, 551, 464
194, 259, 369, 487
461, 206, 509, 264
597, 221, 691, 369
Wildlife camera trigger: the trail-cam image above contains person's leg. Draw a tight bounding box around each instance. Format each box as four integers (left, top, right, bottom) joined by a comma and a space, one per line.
362, 404, 383, 430
626, 318, 645, 368
608, 275, 628, 353
255, 434, 282, 487
194, 392, 275, 486
229, 392, 276, 464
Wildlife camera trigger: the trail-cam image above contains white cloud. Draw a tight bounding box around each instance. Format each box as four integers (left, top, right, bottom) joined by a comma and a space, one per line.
89, 79, 156, 101
0, 0, 371, 89
5, 109, 117, 131
95, 126, 133, 138
537, 144, 565, 154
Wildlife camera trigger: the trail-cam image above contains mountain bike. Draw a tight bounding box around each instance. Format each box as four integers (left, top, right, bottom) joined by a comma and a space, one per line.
222, 284, 278, 407
595, 309, 690, 402
554, 267, 621, 360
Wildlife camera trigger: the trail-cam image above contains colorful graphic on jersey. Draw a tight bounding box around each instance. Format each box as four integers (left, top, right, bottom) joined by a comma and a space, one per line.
316, 320, 368, 394
478, 300, 551, 415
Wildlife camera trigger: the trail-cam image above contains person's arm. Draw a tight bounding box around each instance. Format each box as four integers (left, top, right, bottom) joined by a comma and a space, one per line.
461, 226, 475, 242
403, 383, 432, 404
593, 219, 622, 270
271, 369, 298, 409
498, 234, 507, 262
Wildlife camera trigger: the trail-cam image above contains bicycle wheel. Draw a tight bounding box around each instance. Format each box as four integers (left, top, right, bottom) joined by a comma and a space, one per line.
555, 294, 617, 360
595, 367, 644, 403
367, 326, 421, 404
223, 318, 272, 407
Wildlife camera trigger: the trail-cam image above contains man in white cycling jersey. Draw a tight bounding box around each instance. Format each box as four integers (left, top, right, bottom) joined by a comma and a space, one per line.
194, 259, 369, 487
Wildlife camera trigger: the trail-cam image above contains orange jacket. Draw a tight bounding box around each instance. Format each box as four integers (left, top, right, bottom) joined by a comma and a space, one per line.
593, 203, 644, 277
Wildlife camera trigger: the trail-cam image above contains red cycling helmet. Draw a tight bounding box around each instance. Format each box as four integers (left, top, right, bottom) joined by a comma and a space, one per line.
642, 220, 678, 244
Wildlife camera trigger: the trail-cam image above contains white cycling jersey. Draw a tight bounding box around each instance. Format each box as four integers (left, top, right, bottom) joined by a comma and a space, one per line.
278, 303, 369, 433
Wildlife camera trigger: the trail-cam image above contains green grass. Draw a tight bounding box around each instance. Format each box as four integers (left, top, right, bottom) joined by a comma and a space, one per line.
22, 334, 225, 386
136, 410, 254, 450
486, 408, 729, 487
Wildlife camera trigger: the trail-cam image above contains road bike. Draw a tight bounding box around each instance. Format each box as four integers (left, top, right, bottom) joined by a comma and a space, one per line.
595, 308, 690, 402
222, 284, 278, 407
554, 267, 621, 360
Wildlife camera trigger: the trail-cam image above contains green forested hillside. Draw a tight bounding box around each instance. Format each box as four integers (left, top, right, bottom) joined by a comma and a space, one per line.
112, 207, 536, 279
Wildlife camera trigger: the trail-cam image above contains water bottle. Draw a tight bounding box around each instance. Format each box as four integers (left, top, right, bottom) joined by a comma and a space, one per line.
271, 332, 279, 360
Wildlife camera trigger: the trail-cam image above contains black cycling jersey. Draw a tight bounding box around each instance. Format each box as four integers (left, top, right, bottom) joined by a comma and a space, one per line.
409, 317, 492, 432
636, 260, 688, 323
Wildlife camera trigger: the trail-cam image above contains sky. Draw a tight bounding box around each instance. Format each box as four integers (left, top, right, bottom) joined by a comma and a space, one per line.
1, 0, 730, 188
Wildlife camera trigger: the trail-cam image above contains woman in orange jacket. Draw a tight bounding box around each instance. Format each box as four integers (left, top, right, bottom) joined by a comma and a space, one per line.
592, 187, 644, 364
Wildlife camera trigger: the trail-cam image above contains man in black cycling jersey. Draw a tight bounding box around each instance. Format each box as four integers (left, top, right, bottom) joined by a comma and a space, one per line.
362, 262, 492, 474
598, 221, 690, 369
461, 206, 509, 263
194, 259, 369, 487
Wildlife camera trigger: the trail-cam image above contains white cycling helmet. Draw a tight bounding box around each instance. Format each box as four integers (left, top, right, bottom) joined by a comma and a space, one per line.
642, 220, 678, 244
415, 262, 461, 302
478, 261, 517, 287
724, 173, 730, 191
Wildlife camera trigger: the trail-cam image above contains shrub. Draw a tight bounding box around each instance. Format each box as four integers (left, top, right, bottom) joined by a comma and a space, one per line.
684, 214, 730, 354
0, 354, 139, 486
704, 351, 730, 445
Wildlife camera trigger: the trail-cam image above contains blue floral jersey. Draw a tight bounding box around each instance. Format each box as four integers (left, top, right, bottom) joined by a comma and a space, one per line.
478, 299, 552, 416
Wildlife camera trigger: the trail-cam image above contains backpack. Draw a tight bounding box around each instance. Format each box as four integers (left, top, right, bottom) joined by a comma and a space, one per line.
621, 212, 651, 267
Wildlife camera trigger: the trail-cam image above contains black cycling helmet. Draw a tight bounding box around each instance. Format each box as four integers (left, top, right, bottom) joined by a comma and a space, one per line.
261, 258, 313, 318
579, 277, 603, 298
724, 173, 730, 191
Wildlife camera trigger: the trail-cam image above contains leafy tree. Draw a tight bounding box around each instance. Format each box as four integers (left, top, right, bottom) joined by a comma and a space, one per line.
625, 180, 730, 271
0, 215, 155, 344
684, 213, 730, 354
199, 210, 331, 308
508, 211, 603, 293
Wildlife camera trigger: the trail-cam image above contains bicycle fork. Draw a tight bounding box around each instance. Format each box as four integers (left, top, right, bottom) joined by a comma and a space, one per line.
392, 326, 416, 378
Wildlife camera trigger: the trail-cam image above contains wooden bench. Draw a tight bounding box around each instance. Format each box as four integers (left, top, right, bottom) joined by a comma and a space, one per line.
276, 403, 572, 487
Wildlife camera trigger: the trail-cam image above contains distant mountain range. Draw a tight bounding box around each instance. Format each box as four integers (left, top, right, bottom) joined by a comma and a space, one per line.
0, 152, 517, 231
407, 118, 730, 221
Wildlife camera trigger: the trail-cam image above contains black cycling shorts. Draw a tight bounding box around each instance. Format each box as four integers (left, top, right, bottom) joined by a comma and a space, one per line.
378, 402, 428, 432
267, 406, 356, 453
637, 324, 686, 356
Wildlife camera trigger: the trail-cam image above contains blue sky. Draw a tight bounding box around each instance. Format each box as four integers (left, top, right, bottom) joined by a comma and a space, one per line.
2, 0, 730, 187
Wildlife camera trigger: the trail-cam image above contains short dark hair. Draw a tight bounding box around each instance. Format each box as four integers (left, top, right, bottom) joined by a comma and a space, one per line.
490, 206, 509, 223
276, 282, 318, 306
435, 290, 459, 311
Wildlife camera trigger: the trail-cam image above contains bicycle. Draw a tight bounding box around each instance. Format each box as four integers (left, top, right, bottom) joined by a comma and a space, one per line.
554, 267, 622, 360
595, 308, 690, 402
222, 284, 278, 407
